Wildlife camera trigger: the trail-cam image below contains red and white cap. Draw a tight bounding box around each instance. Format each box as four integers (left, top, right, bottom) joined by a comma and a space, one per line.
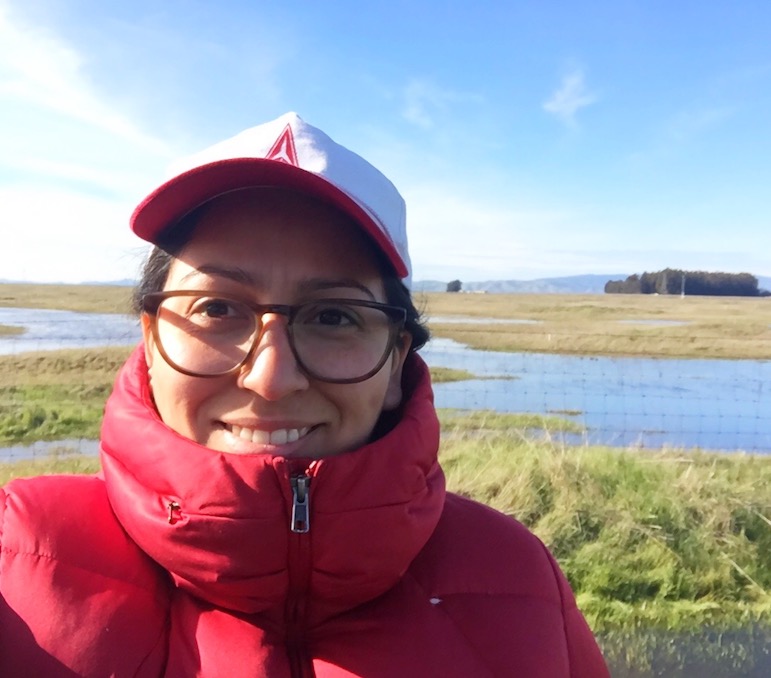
131, 112, 411, 285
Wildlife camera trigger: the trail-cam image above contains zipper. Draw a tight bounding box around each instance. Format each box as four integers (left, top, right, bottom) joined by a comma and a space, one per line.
285, 465, 317, 677
290, 474, 311, 533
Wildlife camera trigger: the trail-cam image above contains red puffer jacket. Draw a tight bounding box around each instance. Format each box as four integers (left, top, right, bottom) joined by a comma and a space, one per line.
0, 348, 608, 677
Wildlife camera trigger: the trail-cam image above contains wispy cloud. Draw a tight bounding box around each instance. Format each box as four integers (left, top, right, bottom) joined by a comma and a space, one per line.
0, 2, 167, 152
665, 105, 736, 143
401, 78, 482, 129
626, 104, 738, 167
543, 67, 598, 127
0, 2, 172, 282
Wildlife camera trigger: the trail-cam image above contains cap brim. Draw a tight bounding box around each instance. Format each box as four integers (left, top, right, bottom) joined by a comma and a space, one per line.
130, 158, 408, 278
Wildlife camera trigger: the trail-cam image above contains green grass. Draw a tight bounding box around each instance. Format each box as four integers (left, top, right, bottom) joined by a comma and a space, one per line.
438, 408, 584, 434
0, 347, 132, 444
430, 367, 517, 384
0, 384, 110, 443
429, 366, 477, 383
0, 453, 100, 486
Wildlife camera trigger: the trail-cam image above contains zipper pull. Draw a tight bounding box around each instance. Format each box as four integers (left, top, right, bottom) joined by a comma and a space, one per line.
167, 500, 181, 524
290, 475, 311, 533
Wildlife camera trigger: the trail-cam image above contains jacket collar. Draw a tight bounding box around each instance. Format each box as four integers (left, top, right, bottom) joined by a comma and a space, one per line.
100, 346, 444, 623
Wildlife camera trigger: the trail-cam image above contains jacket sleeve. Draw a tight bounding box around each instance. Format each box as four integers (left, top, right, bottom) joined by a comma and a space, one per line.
0, 478, 171, 676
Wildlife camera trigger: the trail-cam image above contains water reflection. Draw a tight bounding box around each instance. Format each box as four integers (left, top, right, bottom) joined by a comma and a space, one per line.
1, 439, 99, 461
0, 307, 140, 354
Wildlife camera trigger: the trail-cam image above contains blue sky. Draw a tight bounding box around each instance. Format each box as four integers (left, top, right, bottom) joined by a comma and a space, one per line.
2, 0, 770, 284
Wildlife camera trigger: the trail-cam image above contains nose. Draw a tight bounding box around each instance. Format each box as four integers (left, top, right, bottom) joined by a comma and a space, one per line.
237, 314, 310, 400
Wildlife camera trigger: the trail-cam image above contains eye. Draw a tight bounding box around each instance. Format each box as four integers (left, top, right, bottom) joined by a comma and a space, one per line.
186, 297, 250, 327
198, 299, 233, 318
300, 302, 362, 329
317, 307, 354, 326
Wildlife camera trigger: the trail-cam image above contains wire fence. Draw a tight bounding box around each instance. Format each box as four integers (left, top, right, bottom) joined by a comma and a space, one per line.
423, 337, 771, 452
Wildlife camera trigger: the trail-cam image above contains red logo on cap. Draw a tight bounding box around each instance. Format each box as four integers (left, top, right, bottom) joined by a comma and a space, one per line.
266, 124, 298, 166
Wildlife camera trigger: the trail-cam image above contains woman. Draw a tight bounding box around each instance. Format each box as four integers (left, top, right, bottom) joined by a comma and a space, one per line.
0, 113, 608, 676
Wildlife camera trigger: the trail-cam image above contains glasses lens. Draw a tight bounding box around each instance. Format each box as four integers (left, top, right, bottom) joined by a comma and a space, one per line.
155, 295, 256, 375
151, 294, 402, 381
291, 301, 397, 381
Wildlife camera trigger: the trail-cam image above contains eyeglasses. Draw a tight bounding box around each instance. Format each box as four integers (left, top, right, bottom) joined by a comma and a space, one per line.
142, 291, 407, 384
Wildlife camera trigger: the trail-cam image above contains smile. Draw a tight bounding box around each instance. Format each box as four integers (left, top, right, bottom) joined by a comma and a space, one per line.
227, 424, 312, 445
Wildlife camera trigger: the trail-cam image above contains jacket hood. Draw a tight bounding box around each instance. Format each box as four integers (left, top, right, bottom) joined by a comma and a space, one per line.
100, 346, 444, 625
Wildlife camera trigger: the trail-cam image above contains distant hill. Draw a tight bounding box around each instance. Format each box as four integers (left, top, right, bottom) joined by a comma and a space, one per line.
414, 274, 628, 295
0, 278, 137, 286
82, 279, 137, 286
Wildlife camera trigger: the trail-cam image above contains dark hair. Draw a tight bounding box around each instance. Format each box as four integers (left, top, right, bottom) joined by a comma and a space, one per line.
132, 203, 430, 352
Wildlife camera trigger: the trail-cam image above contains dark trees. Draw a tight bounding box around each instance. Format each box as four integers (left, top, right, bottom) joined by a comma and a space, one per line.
605, 269, 761, 296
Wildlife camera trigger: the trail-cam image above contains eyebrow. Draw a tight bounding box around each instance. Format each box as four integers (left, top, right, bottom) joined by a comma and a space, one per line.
177, 266, 377, 301
178, 265, 255, 286
296, 278, 377, 300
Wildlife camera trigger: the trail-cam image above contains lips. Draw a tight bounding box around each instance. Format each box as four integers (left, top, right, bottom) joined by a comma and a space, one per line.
227, 424, 312, 446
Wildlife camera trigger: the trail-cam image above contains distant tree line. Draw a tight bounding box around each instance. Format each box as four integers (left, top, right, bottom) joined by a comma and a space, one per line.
446, 279, 463, 293
605, 269, 769, 297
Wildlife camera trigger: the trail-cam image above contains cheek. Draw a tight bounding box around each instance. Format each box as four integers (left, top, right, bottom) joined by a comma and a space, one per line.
147, 355, 212, 441
328, 373, 392, 433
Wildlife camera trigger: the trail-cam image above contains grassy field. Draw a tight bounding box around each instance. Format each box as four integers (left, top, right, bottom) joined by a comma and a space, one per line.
0, 282, 132, 313
0, 348, 132, 444
420, 291, 771, 360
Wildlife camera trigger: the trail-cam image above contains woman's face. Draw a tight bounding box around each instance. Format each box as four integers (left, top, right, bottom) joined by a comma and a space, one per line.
141, 188, 410, 459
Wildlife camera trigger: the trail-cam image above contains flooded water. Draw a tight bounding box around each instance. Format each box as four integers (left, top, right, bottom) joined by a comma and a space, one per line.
431, 315, 541, 325
0, 307, 140, 354
2, 308, 770, 454
423, 338, 771, 452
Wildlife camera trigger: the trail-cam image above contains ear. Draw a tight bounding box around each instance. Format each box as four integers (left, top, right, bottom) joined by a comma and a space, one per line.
382, 332, 411, 411
140, 313, 155, 371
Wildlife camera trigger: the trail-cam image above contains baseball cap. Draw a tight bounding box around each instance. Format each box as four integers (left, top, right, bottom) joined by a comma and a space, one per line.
131, 112, 411, 285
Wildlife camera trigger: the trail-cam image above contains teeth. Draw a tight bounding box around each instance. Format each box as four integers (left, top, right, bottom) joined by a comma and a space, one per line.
251, 429, 270, 445
271, 429, 288, 445
229, 425, 310, 445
